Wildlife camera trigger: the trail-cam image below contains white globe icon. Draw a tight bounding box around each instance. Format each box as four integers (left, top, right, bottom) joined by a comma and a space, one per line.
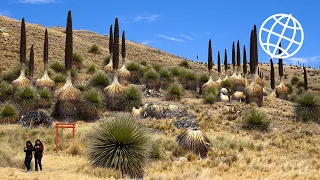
259, 13, 304, 59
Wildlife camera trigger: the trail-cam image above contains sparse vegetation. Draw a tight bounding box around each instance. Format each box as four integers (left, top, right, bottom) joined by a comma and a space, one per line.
14, 86, 39, 114
144, 68, 160, 90
88, 44, 100, 54
88, 64, 96, 73
73, 53, 83, 67
291, 76, 300, 85
54, 74, 66, 84
50, 61, 65, 73
179, 60, 189, 68
38, 87, 52, 108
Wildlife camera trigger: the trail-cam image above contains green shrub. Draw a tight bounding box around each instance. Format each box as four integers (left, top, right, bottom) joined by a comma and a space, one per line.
104, 56, 111, 65
294, 92, 320, 122
88, 64, 96, 74
242, 109, 270, 132
291, 76, 300, 85
296, 81, 304, 88
73, 53, 83, 67
144, 69, 160, 90
285, 83, 293, 94
199, 74, 209, 84
38, 87, 52, 109
0, 81, 14, 101
0, 103, 19, 123
166, 82, 184, 101
81, 88, 103, 120
290, 94, 299, 102
296, 87, 305, 95
89, 44, 100, 54
14, 86, 39, 113
170, 67, 181, 76
71, 67, 78, 78
87, 114, 149, 178
127, 62, 140, 72
159, 69, 172, 79
153, 64, 162, 71
120, 87, 142, 111
180, 69, 197, 91
140, 60, 147, 66
203, 87, 218, 104
149, 138, 164, 160
89, 71, 110, 89
179, 60, 189, 68
2, 68, 20, 83
75, 82, 88, 92
50, 61, 65, 73
54, 74, 66, 84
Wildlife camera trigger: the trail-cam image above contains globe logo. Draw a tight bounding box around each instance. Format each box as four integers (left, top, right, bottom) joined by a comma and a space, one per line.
259, 13, 304, 59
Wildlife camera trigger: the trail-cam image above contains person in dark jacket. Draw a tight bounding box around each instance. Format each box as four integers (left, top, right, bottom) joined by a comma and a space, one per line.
24, 140, 33, 173
33, 139, 44, 171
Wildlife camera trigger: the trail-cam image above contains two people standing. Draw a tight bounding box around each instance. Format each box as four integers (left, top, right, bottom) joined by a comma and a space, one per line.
24, 139, 44, 173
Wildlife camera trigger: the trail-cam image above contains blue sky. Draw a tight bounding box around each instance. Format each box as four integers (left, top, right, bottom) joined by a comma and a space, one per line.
1, 0, 319, 67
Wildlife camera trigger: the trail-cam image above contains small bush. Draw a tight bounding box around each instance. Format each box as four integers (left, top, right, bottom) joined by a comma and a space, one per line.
67, 141, 82, 156
144, 69, 160, 90
166, 82, 184, 101
180, 69, 197, 90
50, 61, 65, 73
170, 67, 181, 76
203, 87, 218, 104
2, 68, 20, 83
296, 81, 304, 88
0, 81, 14, 101
104, 56, 111, 65
120, 86, 142, 111
0, 103, 19, 123
75, 82, 88, 92
290, 94, 299, 102
71, 67, 78, 78
285, 83, 294, 94
38, 87, 52, 109
153, 64, 162, 71
149, 138, 164, 160
294, 92, 320, 122
127, 62, 140, 71
54, 74, 66, 84
242, 109, 270, 132
199, 74, 209, 84
291, 76, 300, 85
88, 64, 96, 74
73, 53, 83, 67
81, 88, 103, 120
14, 86, 39, 114
89, 71, 110, 89
140, 60, 147, 66
179, 60, 189, 68
89, 44, 100, 54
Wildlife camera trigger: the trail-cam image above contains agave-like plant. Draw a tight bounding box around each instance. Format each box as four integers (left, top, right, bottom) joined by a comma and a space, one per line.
119, 86, 142, 111
53, 11, 81, 120
36, 29, 55, 90
89, 70, 110, 89
38, 87, 52, 109
242, 108, 270, 131
104, 25, 114, 73
104, 18, 125, 95
166, 82, 184, 101
294, 92, 320, 122
118, 31, 130, 82
0, 81, 14, 101
80, 88, 103, 120
203, 39, 218, 90
87, 114, 149, 178
176, 128, 211, 159
12, 18, 31, 89
14, 86, 39, 114
0, 103, 19, 124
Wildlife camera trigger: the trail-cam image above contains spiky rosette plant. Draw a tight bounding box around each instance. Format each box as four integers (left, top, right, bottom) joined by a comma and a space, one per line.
0, 103, 19, 124
38, 87, 52, 109
53, 11, 81, 120
28, 45, 34, 82
14, 86, 39, 114
294, 92, 320, 122
243, 45, 248, 76
203, 39, 218, 90
176, 128, 211, 159
119, 86, 142, 111
87, 114, 149, 178
234, 40, 247, 92
80, 88, 103, 121
231, 41, 237, 77
216, 51, 222, 87
303, 67, 308, 91
118, 31, 130, 82
244, 28, 263, 107
104, 25, 114, 73
12, 18, 31, 89
276, 43, 289, 100
0, 81, 14, 101
104, 18, 125, 96
143, 68, 160, 90
36, 29, 55, 90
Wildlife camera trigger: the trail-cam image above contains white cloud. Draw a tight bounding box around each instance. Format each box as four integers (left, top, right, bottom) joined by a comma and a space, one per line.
156, 34, 184, 42
134, 14, 160, 22
180, 34, 193, 40
190, 33, 198, 36
19, 0, 59, 4
284, 56, 320, 65
141, 40, 154, 45
0, 10, 11, 17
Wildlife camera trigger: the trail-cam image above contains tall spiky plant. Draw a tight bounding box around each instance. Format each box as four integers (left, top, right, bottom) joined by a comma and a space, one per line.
303, 67, 308, 91
276, 43, 289, 100
244, 29, 263, 107
216, 51, 222, 87
118, 31, 130, 81
243, 45, 247, 76
104, 25, 114, 72
231, 41, 236, 77
223, 49, 228, 80
235, 40, 247, 92
53, 10, 81, 120
36, 29, 55, 89
105, 18, 125, 95
203, 39, 217, 90
12, 18, 31, 89
236, 40, 241, 75
28, 45, 34, 81
270, 59, 275, 92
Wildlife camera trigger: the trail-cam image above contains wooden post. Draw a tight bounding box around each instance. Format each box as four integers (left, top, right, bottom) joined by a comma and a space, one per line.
55, 122, 76, 153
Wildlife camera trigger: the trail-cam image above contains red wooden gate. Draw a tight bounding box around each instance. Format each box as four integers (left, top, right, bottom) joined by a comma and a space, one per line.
55, 122, 75, 153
